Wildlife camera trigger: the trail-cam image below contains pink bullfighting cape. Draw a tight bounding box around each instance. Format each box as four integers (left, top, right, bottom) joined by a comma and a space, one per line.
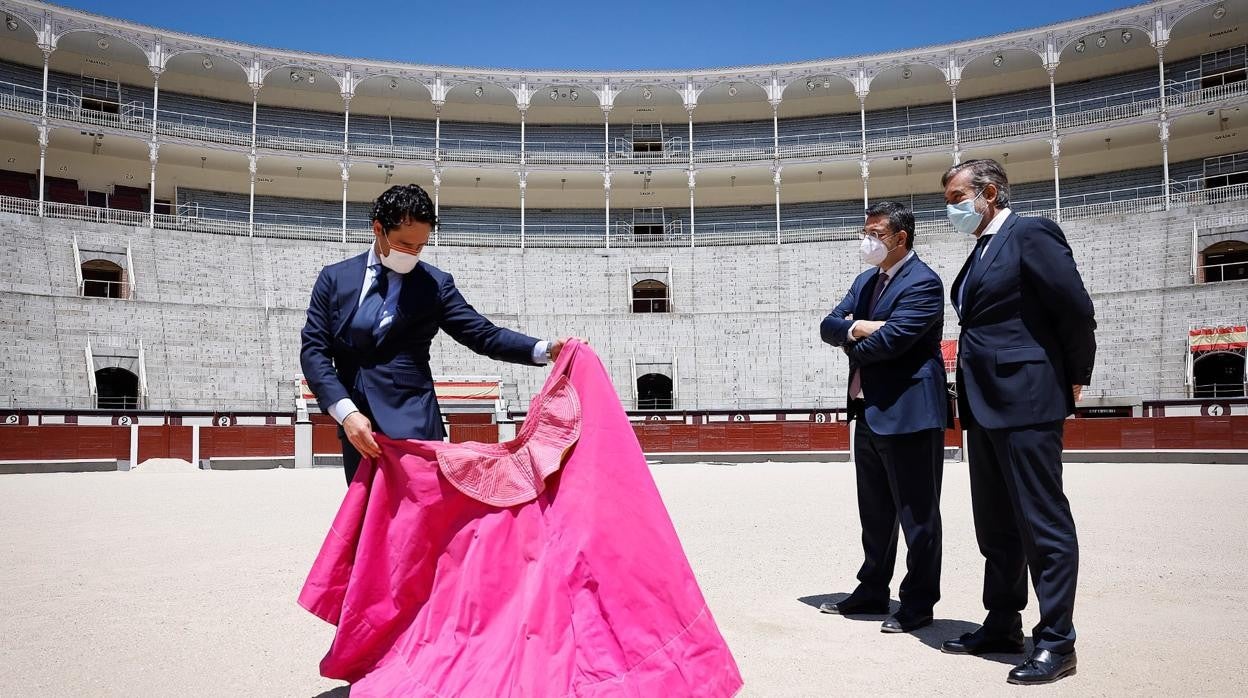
299, 340, 743, 697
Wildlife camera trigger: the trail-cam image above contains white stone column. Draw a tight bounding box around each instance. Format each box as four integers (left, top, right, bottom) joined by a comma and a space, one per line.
773, 165, 782, 244
340, 161, 350, 243
860, 159, 870, 210
432, 167, 441, 243
949, 78, 961, 165
519, 106, 527, 167
341, 92, 351, 156
147, 67, 162, 225
1156, 42, 1172, 210
248, 82, 260, 236
247, 154, 257, 237
519, 170, 527, 249
1044, 67, 1060, 221
857, 87, 870, 208
688, 169, 696, 248
603, 106, 611, 164
37, 44, 52, 217
433, 100, 443, 163
603, 168, 612, 248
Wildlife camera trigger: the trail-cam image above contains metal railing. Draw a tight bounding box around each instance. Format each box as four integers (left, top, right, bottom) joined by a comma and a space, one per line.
81, 278, 130, 300
1199, 260, 1248, 283
5, 181, 1248, 248
3, 75, 1245, 164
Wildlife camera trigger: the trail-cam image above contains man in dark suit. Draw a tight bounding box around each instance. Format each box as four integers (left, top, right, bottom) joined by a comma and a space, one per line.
300, 183, 573, 483
819, 201, 947, 635
941, 159, 1095, 685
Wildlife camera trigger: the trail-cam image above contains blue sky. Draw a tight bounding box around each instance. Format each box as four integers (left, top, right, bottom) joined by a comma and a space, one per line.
62, 0, 1136, 70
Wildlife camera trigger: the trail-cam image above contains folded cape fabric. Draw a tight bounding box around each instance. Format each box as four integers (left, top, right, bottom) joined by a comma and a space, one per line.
299, 341, 743, 697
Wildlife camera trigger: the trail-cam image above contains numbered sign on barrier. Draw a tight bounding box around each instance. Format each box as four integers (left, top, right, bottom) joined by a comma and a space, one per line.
216, 415, 232, 427
117, 415, 133, 426
3, 413, 20, 425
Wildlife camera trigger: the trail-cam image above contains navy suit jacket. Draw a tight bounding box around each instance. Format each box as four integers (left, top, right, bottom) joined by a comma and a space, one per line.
821, 254, 948, 436
300, 251, 540, 441
951, 213, 1097, 430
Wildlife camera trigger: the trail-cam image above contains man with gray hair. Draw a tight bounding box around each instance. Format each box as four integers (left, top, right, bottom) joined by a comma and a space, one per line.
940, 159, 1096, 686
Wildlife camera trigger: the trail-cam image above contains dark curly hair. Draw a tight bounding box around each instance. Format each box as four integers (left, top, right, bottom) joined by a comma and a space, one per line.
370, 183, 439, 232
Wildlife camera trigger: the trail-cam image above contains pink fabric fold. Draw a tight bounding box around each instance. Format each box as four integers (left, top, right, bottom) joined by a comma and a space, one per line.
299, 341, 743, 697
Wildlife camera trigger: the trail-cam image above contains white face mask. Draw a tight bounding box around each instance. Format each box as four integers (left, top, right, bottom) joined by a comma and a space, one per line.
947, 190, 985, 235
859, 234, 888, 266
378, 236, 421, 274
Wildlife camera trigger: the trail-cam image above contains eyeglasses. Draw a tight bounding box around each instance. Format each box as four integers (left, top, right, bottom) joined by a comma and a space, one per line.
859, 229, 900, 241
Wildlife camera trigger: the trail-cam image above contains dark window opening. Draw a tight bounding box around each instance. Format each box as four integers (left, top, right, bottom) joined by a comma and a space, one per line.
1201, 69, 1247, 90
632, 280, 670, 313
1204, 171, 1248, 189
637, 373, 674, 410
1193, 352, 1246, 399
1202, 241, 1248, 283
95, 367, 139, 409
82, 259, 125, 299
81, 97, 120, 115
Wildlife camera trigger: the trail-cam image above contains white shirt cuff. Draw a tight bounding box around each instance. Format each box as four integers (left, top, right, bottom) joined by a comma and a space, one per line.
328, 398, 359, 424
532, 340, 550, 365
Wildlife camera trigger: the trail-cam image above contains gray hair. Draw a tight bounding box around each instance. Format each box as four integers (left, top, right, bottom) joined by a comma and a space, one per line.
941, 158, 1011, 208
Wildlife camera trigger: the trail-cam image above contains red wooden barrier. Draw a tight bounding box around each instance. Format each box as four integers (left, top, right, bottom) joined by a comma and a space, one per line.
0, 426, 129, 460
3, 417, 1246, 461
138, 426, 193, 461
450, 424, 500, 444
312, 424, 341, 454
199, 426, 294, 459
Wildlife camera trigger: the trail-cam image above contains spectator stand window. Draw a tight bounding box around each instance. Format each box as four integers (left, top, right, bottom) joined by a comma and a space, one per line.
634, 361, 676, 410
1188, 325, 1247, 398
73, 236, 135, 299
631, 267, 671, 313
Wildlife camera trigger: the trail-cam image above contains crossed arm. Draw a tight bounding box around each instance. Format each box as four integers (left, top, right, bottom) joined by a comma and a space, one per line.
843, 274, 944, 367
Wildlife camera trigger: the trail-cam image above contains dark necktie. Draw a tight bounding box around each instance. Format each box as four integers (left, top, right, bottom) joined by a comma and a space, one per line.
849, 271, 889, 399
349, 264, 389, 350
866, 271, 889, 319
959, 235, 991, 310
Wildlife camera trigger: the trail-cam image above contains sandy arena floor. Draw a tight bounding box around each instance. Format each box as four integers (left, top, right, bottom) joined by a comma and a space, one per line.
1, 459, 1245, 697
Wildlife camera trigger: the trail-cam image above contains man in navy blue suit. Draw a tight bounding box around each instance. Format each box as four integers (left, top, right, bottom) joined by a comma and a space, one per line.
300, 184, 573, 483
941, 160, 1095, 686
819, 201, 947, 635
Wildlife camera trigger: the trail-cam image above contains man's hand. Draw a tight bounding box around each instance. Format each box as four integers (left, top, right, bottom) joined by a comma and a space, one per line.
851, 320, 886, 340
343, 411, 381, 459
1072, 385, 1084, 402
549, 336, 588, 361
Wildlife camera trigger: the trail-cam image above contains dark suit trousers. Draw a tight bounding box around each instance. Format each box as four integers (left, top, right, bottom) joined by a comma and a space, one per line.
340, 436, 364, 485
338, 383, 377, 485
852, 420, 944, 613
966, 420, 1078, 653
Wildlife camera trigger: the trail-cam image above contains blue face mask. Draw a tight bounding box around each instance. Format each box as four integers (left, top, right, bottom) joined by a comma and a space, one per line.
947, 190, 985, 235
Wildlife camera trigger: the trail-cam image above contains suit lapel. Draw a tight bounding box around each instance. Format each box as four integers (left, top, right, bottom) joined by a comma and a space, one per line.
871, 255, 918, 318
333, 251, 370, 339
856, 271, 880, 320
962, 213, 1019, 318
951, 254, 971, 319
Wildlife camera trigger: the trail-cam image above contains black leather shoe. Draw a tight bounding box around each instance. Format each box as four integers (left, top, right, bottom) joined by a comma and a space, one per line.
1008, 649, 1076, 685
881, 611, 933, 633
818, 596, 889, 615
941, 627, 1026, 655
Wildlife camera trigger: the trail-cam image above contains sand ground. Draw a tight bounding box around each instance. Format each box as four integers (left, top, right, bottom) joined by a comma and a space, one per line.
1, 459, 1245, 697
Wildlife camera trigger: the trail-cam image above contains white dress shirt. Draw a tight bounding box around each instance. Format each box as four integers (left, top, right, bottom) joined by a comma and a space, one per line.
327, 248, 549, 424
